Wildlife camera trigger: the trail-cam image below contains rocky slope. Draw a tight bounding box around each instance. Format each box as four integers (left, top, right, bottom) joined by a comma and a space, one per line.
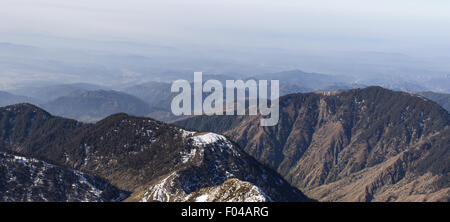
0, 104, 311, 202
0, 150, 127, 202
126, 132, 308, 202
175, 86, 450, 202
133, 178, 273, 202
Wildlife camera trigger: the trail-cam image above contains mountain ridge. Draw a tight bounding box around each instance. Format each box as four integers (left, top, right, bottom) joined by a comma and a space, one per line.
175, 86, 450, 201
0, 103, 311, 202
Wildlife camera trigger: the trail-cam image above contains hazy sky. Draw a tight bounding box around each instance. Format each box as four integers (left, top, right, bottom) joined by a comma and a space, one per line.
1, 0, 450, 56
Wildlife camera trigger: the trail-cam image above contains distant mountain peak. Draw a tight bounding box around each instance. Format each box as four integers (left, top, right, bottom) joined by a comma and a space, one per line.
42, 89, 151, 122
2, 103, 51, 117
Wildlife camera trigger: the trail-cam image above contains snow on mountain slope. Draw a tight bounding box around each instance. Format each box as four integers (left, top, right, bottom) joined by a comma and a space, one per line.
141, 177, 270, 202
0, 151, 128, 202
190, 178, 271, 202
127, 131, 311, 202
191, 132, 227, 145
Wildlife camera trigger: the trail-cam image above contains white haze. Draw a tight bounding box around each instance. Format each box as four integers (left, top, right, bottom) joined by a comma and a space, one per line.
0, 0, 449, 91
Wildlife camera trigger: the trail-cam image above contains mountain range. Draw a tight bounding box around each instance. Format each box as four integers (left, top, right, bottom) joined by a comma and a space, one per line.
1, 70, 449, 124
175, 87, 450, 201
10, 83, 106, 103
0, 103, 311, 202
42, 90, 152, 122
0, 82, 449, 202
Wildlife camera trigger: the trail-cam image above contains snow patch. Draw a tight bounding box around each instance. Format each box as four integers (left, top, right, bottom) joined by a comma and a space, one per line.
195, 194, 209, 202
180, 129, 195, 138
191, 133, 227, 146
141, 172, 178, 202
181, 148, 199, 163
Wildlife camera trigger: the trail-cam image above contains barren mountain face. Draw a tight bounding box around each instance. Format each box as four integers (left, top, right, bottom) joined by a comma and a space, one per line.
176, 87, 450, 202
127, 132, 308, 202
0, 104, 310, 202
